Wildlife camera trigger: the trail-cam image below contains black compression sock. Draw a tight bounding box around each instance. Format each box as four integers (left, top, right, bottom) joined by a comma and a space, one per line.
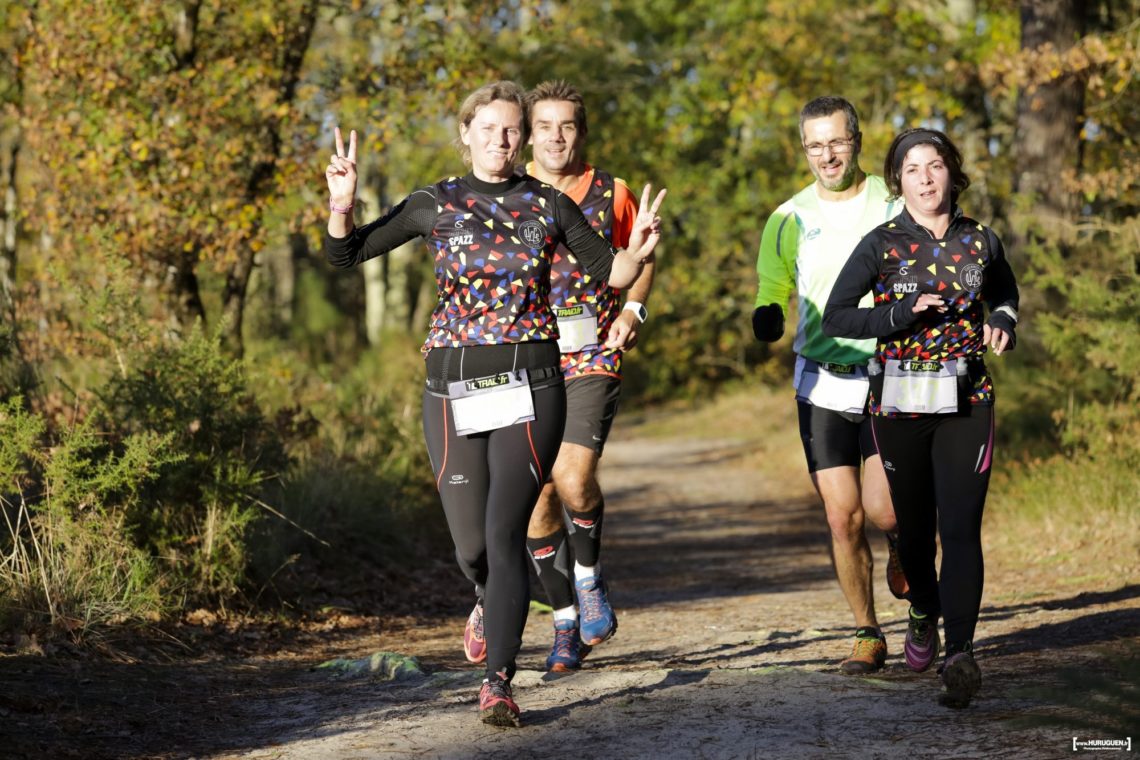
526, 530, 575, 610
564, 498, 604, 567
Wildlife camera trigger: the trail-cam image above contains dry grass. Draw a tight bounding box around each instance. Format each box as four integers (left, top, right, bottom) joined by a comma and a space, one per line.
985, 453, 1140, 589
621, 385, 1140, 589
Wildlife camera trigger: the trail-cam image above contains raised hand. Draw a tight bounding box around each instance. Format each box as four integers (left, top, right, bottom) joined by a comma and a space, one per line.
626, 184, 667, 260
325, 127, 358, 210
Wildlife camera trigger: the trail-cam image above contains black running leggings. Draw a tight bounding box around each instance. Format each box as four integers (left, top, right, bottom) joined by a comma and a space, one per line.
422, 380, 565, 680
871, 403, 994, 648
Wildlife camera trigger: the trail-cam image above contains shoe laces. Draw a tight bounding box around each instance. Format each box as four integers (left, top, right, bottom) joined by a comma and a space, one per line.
471, 603, 485, 640
578, 580, 604, 620
851, 636, 883, 659
551, 625, 577, 660
909, 616, 932, 646
482, 677, 512, 703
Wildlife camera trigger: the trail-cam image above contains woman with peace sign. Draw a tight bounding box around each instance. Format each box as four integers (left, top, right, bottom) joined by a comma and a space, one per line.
323, 80, 665, 728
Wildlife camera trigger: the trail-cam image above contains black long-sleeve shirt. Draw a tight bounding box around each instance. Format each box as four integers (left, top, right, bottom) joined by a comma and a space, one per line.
823, 207, 1019, 410
324, 173, 620, 355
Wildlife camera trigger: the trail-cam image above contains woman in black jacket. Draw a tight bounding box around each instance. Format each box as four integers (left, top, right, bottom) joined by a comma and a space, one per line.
823, 128, 1018, 708
323, 81, 665, 727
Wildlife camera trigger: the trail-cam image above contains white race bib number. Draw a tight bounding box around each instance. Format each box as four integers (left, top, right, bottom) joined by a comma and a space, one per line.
794, 356, 870, 414
879, 358, 959, 414
554, 304, 599, 354
448, 369, 535, 435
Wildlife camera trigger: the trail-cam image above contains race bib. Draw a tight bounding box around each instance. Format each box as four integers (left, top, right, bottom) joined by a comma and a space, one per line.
554, 304, 599, 354
448, 369, 535, 435
879, 358, 959, 414
794, 356, 870, 414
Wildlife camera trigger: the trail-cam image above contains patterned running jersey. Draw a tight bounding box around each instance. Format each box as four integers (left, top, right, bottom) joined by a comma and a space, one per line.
548, 167, 626, 378
824, 207, 1020, 416
424, 176, 564, 351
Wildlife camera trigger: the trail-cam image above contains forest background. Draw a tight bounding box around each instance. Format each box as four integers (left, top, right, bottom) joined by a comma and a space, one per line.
0, 0, 1135, 644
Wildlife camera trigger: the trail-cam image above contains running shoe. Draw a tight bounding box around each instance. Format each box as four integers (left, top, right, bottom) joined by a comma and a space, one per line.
839, 628, 887, 674
939, 651, 982, 708
479, 674, 521, 727
904, 606, 940, 672
885, 532, 910, 600
576, 575, 617, 646
463, 601, 486, 664
545, 619, 583, 672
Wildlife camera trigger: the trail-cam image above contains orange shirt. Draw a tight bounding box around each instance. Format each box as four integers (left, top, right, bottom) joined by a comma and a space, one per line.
527, 163, 638, 248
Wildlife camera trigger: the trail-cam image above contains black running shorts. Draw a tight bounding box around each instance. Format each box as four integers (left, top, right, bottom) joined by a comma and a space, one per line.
562, 374, 622, 456
796, 400, 877, 473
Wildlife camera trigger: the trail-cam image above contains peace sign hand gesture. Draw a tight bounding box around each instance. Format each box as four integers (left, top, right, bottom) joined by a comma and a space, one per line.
626, 184, 668, 261
325, 127, 358, 211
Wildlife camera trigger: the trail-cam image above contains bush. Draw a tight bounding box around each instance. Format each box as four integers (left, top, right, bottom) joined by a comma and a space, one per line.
244, 333, 445, 598
0, 398, 173, 638
97, 327, 290, 601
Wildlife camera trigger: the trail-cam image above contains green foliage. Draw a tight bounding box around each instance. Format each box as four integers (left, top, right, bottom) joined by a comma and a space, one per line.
19, 0, 319, 348
98, 326, 289, 600
0, 398, 171, 637
244, 333, 441, 593
0, 396, 44, 490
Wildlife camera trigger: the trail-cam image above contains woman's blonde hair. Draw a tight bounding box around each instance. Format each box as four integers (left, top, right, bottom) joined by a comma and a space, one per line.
454, 81, 528, 166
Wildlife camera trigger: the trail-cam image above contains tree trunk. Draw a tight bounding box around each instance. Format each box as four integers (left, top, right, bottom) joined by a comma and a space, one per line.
0, 122, 18, 313
0, 3, 31, 316
220, 2, 318, 356
388, 239, 422, 334
356, 174, 387, 346
1012, 0, 1086, 251
164, 252, 207, 331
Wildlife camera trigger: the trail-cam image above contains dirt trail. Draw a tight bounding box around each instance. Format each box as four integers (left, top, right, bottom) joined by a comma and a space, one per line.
2, 401, 1138, 759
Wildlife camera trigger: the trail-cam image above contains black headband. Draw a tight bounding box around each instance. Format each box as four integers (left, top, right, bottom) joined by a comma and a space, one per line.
892, 130, 946, 176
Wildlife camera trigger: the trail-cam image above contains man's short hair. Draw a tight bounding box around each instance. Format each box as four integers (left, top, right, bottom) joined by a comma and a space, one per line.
526, 80, 588, 135
799, 96, 860, 141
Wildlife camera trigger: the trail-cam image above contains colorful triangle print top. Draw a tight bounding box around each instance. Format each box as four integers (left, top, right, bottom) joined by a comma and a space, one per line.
425, 176, 561, 350
548, 168, 624, 378
823, 207, 1019, 418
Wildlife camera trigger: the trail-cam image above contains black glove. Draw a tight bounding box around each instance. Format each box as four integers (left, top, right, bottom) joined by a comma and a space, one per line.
985, 311, 1017, 351
751, 304, 784, 342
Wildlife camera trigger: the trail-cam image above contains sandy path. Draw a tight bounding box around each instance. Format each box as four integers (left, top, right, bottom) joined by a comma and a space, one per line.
2, 402, 1137, 759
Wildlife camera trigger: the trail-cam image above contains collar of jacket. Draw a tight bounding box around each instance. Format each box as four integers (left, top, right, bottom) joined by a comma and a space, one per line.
896, 204, 968, 239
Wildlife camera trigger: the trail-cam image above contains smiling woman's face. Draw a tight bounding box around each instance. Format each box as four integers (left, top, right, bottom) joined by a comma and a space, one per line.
460, 99, 523, 182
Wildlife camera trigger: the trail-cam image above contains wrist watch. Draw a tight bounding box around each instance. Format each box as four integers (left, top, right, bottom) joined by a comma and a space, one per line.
623, 301, 648, 323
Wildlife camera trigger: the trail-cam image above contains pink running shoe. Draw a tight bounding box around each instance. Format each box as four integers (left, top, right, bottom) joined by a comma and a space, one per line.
904, 606, 940, 672
479, 674, 521, 727
463, 601, 486, 664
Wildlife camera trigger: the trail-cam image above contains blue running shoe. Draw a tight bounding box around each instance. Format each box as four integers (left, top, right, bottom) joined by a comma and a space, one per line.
576, 575, 617, 646
545, 619, 583, 672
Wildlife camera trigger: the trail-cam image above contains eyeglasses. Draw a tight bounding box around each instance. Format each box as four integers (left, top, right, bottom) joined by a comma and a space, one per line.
803, 138, 856, 157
